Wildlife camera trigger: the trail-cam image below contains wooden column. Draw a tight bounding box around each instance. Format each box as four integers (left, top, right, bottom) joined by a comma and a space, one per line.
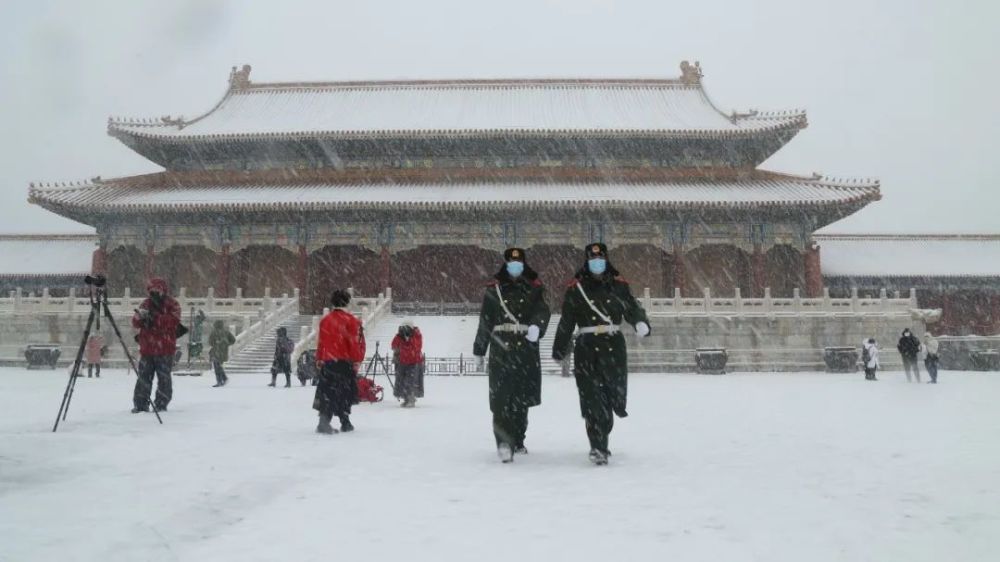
750, 246, 766, 298
380, 245, 392, 292
144, 245, 155, 281
216, 244, 231, 298
672, 243, 687, 297
804, 242, 823, 298
297, 244, 309, 308
91, 246, 108, 276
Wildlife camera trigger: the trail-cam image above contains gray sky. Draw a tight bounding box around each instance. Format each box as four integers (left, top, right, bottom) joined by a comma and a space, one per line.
0, 0, 995, 234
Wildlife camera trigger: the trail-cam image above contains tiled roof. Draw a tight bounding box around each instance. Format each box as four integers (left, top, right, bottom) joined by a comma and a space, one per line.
816, 234, 1000, 278
29, 171, 879, 214
106, 77, 806, 142
0, 235, 96, 276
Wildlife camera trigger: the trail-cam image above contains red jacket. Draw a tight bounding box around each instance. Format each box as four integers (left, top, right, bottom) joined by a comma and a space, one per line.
391, 328, 423, 365
131, 278, 181, 357
317, 309, 366, 363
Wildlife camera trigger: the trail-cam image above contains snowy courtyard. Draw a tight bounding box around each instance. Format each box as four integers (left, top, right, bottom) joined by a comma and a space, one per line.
2, 368, 999, 561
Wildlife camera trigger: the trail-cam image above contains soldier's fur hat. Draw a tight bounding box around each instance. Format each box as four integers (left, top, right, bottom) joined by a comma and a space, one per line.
504, 247, 526, 262
584, 242, 608, 259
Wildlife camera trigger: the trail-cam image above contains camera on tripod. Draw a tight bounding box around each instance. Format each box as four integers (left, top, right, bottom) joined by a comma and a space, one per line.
84, 274, 107, 287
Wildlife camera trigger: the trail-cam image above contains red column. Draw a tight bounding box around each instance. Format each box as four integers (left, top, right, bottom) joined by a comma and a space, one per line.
804, 242, 823, 298
297, 244, 308, 307
92, 247, 108, 276
672, 244, 687, 297
216, 244, 231, 298
144, 245, 155, 281
380, 245, 392, 292
750, 246, 766, 298
990, 294, 1000, 335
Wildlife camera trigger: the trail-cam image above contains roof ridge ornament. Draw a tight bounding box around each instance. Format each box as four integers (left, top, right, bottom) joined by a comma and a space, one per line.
679, 60, 703, 85
229, 64, 252, 90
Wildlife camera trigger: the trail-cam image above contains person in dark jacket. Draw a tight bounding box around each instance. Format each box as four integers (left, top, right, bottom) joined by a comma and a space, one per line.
391, 320, 424, 408
313, 290, 366, 434
897, 328, 922, 382
131, 277, 181, 413
474, 247, 551, 463
208, 320, 235, 387
552, 243, 650, 465
270, 327, 295, 388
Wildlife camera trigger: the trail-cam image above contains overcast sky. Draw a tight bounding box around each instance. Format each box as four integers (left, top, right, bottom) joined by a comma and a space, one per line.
0, 0, 995, 234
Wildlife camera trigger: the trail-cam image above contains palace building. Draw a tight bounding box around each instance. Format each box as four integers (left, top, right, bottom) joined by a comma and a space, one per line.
29, 62, 882, 312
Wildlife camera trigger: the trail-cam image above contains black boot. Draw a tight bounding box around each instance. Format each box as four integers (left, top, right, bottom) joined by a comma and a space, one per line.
316, 414, 337, 434
284, 375, 291, 388
339, 415, 354, 432
268, 376, 276, 387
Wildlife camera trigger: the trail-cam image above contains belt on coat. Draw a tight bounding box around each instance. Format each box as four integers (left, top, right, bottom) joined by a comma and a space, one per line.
577, 325, 620, 335
493, 323, 528, 333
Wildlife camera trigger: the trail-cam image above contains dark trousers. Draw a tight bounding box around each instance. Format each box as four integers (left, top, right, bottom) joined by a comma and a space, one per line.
902, 357, 921, 382
87, 364, 101, 377
134, 355, 173, 410
313, 360, 356, 418
925, 356, 939, 383
272, 356, 291, 384
212, 361, 227, 384
864, 367, 877, 380
396, 363, 420, 401
492, 405, 528, 448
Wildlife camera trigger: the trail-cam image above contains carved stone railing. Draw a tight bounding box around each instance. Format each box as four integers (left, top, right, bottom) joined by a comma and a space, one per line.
0, 286, 298, 317
291, 288, 393, 366
641, 287, 917, 317
230, 292, 301, 356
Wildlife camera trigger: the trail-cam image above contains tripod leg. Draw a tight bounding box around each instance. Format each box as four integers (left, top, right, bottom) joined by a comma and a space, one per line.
102, 301, 163, 425
54, 305, 97, 432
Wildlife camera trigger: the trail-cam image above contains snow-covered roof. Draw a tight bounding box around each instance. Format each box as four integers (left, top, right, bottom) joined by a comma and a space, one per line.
106, 70, 806, 142
817, 234, 1000, 278
29, 171, 879, 214
0, 235, 96, 276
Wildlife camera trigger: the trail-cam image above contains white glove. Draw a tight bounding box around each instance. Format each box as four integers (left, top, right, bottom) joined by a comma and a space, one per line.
475, 355, 485, 371
636, 321, 650, 338
526, 325, 540, 343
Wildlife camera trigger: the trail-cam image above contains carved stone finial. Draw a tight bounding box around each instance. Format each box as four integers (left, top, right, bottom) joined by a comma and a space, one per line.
680, 60, 703, 85
229, 64, 252, 90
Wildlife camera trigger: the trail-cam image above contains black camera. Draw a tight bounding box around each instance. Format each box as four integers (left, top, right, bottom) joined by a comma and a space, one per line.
84, 274, 107, 287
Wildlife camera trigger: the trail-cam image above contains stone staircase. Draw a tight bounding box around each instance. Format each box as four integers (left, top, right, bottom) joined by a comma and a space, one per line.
225, 314, 316, 375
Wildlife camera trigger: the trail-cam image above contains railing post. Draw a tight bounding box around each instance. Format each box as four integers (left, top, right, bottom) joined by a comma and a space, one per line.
235, 287, 244, 312
42, 288, 50, 310
734, 287, 742, 312
264, 287, 273, 313
763, 287, 772, 313
122, 287, 131, 315
386, 287, 393, 301
206, 287, 215, 313
67, 288, 76, 313
293, 288, 301, 309
673, 287, 681, 313
347, 287, 355, 299
793, 288, 801, 312
851, 287, 859, 312
823, 287, 831, 311
880, 288, 888, 311
909, 287, 918, 308
703, 287, 711, 314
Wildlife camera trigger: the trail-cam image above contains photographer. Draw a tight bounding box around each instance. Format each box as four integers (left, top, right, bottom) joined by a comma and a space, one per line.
131, 278, 181, 413
391, 320, 423, 408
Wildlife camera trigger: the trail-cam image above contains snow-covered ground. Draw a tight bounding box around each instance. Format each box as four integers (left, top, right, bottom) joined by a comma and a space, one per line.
2, 368, 999, 561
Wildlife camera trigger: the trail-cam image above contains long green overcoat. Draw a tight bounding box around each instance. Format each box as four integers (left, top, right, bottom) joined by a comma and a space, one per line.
473, 269, 551, 413
552, 266, 649, 416
208, 322, 236, 363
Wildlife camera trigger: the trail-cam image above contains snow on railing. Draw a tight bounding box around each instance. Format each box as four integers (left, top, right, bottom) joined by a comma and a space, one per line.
0, 286, 298, 317
230, 290, 301, 356
643, 287, 917, 317
291, 288, 393, 365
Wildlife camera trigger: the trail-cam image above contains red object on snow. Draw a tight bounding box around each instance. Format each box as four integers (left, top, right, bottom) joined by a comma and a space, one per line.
356, 375, 383, 403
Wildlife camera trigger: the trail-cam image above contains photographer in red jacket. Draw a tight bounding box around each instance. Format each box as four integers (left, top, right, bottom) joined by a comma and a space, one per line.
313, 289, 366, 434
131, 278, 181, 413
391, 320, 423, 408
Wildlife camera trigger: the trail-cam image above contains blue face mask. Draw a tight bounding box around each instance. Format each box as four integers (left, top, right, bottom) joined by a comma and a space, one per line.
588, 258, 607, 275
506, 261, 524, 278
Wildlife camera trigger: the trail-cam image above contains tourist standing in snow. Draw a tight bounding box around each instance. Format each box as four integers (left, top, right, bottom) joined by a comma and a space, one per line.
897, 328, 922, 382
313, 290, 366, 434
552, 243, 650, 465
270, 327, 294, 388
923, 332, 940, 384
208, 320, 235, 387
862, 338, 880, 380
473, 247, 551, 463
85, 333, 105, 378
391, 320, 424, 407
131, 277, 181, 413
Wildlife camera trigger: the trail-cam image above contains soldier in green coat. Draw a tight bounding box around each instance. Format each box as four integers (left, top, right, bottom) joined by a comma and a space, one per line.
473, 247, 551, 463
207, 320, 236, 388
552, 243, 650, 465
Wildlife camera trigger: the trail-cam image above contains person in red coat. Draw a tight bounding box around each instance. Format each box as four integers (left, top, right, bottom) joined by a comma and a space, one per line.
130, 277, 181, 413
313, 289, 366, 434
391, 320, 424, 408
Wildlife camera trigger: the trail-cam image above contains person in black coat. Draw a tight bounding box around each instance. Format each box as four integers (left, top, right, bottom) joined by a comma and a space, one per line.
897, 328, 922, 383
